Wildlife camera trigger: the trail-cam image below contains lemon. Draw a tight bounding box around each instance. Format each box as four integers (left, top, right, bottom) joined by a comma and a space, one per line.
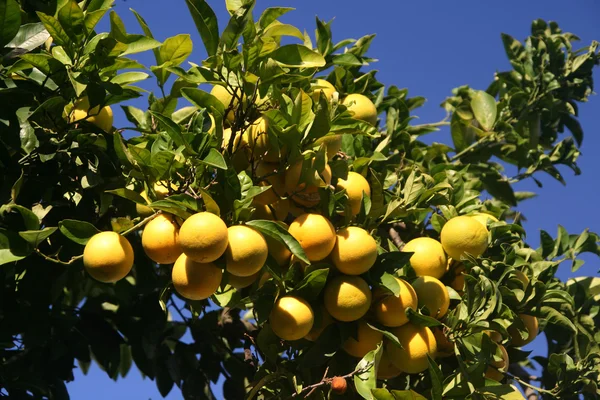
336, 171, 371, 216
314, 135, 343, 160
470, 212, 499, 231
411, 276, 450, 319
270, 296, 314, 341
440, 216, 488, 260
373, 277, 418, 327
331, 226, 378, 275
285, 158, 332, 208
324, 275, 372, 322
226, 271, 260, 289
211, 85, 240, 124
402, 237, 447, 279
508, 314, 539, 346
69, 96, 113, 132
246, 117, 286, 163
252, 198, 290, 221
83, 231, 134, 283
172, 253, 223, 300
179, 212, 229, 263
311, 79, 336, 102
141, 214, 182, 264
288, 213, 336, 262
225, 225, 268, 277
342, 93, 377, 126
386, 323, 437, 374
342, 320, 383, 358
253, 162, 286, 206
485, 344, 509, 382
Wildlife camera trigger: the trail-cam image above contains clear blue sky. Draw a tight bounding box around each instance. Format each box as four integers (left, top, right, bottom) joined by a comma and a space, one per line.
67, 0, 600, 398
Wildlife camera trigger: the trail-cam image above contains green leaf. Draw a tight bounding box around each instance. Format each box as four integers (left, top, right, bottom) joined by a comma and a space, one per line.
180, 88, 225, 117
19, 227, 57, 247
471, 90, 497, 131
59, 219, 101, 245
149, 111, 196, 155
354, 343, 382, 400
0, 228, 32, 265
5, 23, 50, 51
290, 268, 329, 299
111, 72, 150, 85
450, 113, 474, 153
406, 307, 442, 328
87, 0, 115, 13
105, 188, 147, 205
379, 272, 401, 296
371, 389, 395, 400
219, 2, 253, 51
200, 148, 227, 170
263, 22, 304, 41
84, 9, 107, 34
185, 0, 219, 56
57, 0, 85, 42
389, 390, 427, 400
155, 34, 193, 85
427, 356, 443, 400
198, 188, 220, 216
267, 44, 326, 67
245, 220, 310, 264
258, 7, 294, 29
2, 204, 41, 230
36, 12, 70, 47
0, 0, 21, 48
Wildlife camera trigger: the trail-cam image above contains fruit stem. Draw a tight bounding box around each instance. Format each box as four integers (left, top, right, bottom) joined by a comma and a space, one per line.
121, 213, 159, 236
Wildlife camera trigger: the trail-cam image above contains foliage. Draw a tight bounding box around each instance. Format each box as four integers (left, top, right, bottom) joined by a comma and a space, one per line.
1, 0, 599, 399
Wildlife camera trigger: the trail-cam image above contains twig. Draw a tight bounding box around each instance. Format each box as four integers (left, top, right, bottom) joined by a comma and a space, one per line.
508, 364, 542, 400
121, 213, 158, 236
34, 248, 83, 265
388, 227, 404, 250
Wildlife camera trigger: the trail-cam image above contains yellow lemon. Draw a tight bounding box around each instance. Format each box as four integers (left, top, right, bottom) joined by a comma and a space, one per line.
336, 171, 371, 216
440, 216, 488, 260
253, 162, 286, 206
508, 314, 539, 347
331, 226, 378, 275
172, 253, 223, 300
305, 306, 334, 341
211, 85, 240, 124
342, 93, 377, 126
402, 237, 447, 279
373, 277, 418, 327
342, 320, 383, 358
377, 350, 403, 379
411, 276, 450, 319
252, 198, 290, 221
222, 127, 250, 172
226, 271, 260, 289
324, 275, 372, 322
225, 225, 268, 277
285, 158, 332, 208
314, 134, 343, 160
141, 214, 183, 264
246, 117, 286, 163
311, 79, 336, 102
470, 213, 499, 231
485, 344, 509, 382
179, 212, 229, 263
270, 296, 314, 341
69, 96, 113, 132
386, 323, 437, 374
288, 213, 336, 261
83, 231, 134, 283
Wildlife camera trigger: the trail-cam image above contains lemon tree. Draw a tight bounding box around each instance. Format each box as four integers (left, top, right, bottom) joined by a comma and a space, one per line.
0, 1, 599, 399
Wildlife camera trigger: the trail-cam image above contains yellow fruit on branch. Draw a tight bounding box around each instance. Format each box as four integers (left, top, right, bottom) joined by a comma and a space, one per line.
222, 127, 250, 172
269, 296, 314, 341
440, 216, 489, 260
386, 323, 437, 374
264, 222, 292, 267
285, 158, 332, 208
253, 198, 290, 222
432, 327, 454, 357
324, 275, 372, 322
377, 350, 403, 379
411, 276, 450, 319
342, 320, 383, 358
310, 79, 336, 103
141, 214, 183, 264
449, 263, 466, 293
335, 171, 371, 216
402, 237, 447, 279
288, 213, 336, 262
305, 306, 334, 341
373, 277, 418, 327
211, 84, 241, 124
314, 134, 343, 160
69, 96, 114, 132
178, 212, 229, 263
172, 253, 223, 300
225, 225, 268, 277
226, 271, 260, 289
136, 181, 178, 217
508, 314, 539, 346
342, 93, 378, 126
253, 162, 286, 206
485, 344, 509, 382
83, 231, 134, 283
246, 117, 286, 163
331, 226, 378, 275
470, 212, 499, 231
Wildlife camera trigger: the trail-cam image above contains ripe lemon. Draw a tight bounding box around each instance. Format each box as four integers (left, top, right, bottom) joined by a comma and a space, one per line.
69, 96, 113, 132
311, 79, 336, 102
285, 158, 332, 208
172, 253, 223, 300
324, 275, 372, 322
342, 320, 383, 358
508, 314, 539, 346
222, 127, 250, 172
411, 276, 450, 319
305, 306, 334, 341
264, 222, 292, 267
377, 350, 403, 379
141, 214, 182, 264
253, 162, 286, 205
373, 277, 418, 327
270, 296, 314, 341
450, 263, 466, 293
83, 231, 134, 283
136, 181, 176, 217
211, 85, 240, 124
246, 117, 286, 163
252, 199, 290, 221
331, 226, 378, 275
314, 135, 343, 160
386, 323, 437, 374
179, 212, 229, 263
288, 213, 336, 261
440, 216, 488, 260
470, 213, 499, 231
432, 327, 454, 357
225, 225, 268, 277
226, 271, 260, 289
342, 93, 378, 126
485, 344, 509, 381
336, 171, 371, 216
402, 237, 447, 279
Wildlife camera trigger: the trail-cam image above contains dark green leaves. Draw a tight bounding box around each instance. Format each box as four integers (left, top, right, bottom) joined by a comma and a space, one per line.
245, 220, 309, 264
290, 268, 329, 299
0, 0, 21, 48
185, 0, 219, 56
201, 148, 227, 170
0, 228, 32, 265
59, 220, 101, 245
58, 0, 85, 43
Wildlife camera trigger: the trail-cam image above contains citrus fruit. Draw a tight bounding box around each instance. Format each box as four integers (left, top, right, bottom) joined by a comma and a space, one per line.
386, 323, 437, 374
331, 226, 378, 275
69, 96, 113, 132
246, 117, 286, 163
285, 158, 332, 207
331, 377, 347, 395
179, 212, 229, 263
253, 162, 286, 205
485, 344, 509, 382
225, 225, 268, 277
470, 212, 499, 231
305, 306, 334, 341
252, 199, 290, 221
270, 296, 314, 341
141, 214, 182, 264
314, 135, 343, 160
377, 350, 403, 379
172, 253, 223, 300
222, 127, 250, 172
324, 275, 372, 322
440, 216, 488, 260
211, 85, 240, 124
342, 93, 377, 126
411, 276, 450, 319
373, 277, 418, 327
508, 314, 539, 346
83, 231, 134, 283
264, 222, 292, 267
288, 213, 336, 261
402, 237, 447, 279
336, 171, 371, 216
342, 320, 383, 358
311, 79, 336, 102
226, 271, 260, 289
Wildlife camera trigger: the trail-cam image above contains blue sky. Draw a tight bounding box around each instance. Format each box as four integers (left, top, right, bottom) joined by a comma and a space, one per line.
67, 0, 600, 398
